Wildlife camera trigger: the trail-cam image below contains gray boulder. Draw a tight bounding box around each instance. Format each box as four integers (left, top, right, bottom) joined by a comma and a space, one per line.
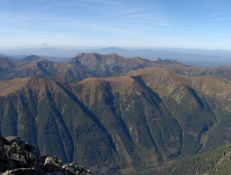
1, 168, 36, 175
0, 136, 92, 175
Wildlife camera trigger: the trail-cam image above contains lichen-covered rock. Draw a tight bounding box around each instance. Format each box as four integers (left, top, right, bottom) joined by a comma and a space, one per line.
1, 168, 36, 175
62, 163, 92, 175
0, 136, 38, 172
0, 136, 91, 175
40, 155, 63, 173
0, 137, 8, 172
4, 136, 38, 168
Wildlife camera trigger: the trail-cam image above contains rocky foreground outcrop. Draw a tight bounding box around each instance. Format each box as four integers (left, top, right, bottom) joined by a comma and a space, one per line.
0, 136, 91, 175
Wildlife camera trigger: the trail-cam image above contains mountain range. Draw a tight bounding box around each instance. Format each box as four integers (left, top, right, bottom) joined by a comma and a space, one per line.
0, 53, 182, 81
0, 52, 231, 174
3, 47, 231, 67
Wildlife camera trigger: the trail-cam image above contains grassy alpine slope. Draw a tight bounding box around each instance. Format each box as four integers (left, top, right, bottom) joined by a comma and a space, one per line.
0, 64, 231, 174
119, 144, 231, 175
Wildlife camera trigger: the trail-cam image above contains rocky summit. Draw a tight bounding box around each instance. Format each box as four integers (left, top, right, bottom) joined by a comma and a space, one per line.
0, 136, 91, 175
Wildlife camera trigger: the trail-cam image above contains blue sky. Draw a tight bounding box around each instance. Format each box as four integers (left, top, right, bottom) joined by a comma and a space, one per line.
0, 0, 231, 49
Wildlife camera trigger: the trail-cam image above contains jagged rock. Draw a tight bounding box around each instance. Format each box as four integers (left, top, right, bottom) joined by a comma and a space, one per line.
0, 136, 91, 175
0, 136, 38, 172
62, 163, 92, 175
62, 163, 75, 173
0, 137, 8, 172
3, 136, 38, 168
40, 159, 92, 175
74, 165, 91, 175
1, 168, 36, 175
40, 155, 63, 173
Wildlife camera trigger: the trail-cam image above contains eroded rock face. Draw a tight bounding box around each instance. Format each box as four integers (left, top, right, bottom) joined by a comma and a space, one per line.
0, 136, 91, 175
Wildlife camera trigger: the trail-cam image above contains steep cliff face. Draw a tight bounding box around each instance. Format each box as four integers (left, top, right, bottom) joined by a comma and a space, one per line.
0, 67, 231, 174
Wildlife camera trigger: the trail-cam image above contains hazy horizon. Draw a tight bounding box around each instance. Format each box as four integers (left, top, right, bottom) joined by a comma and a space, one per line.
1, 46, 231, 67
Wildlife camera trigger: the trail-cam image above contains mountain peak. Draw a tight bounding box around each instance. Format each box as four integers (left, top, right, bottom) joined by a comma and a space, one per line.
22, 55, 47, 62
69, 52, 123, 63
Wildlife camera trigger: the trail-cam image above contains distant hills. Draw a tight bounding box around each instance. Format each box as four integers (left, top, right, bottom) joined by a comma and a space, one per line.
0, 53, 183, 81
3, 47, 231, 66
1, 52, 231, 81
98, 47, 231, 67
